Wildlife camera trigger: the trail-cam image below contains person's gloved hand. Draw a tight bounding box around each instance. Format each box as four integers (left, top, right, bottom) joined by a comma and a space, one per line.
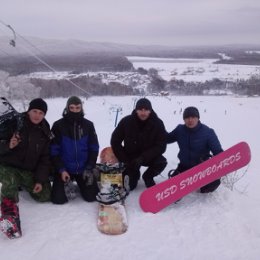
83, 169, 94, 185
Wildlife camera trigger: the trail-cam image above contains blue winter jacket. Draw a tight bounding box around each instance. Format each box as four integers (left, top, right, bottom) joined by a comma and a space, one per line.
51, 115, 99, 175
167, 121, 223, 169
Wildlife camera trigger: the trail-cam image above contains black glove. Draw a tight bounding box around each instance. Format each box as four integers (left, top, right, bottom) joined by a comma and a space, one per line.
130, 156, 143, 169
83, 168, 100, 186
83, 169, 94, 186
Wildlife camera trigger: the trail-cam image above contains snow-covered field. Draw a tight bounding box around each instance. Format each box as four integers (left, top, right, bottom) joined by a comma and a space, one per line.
128, 56, 260, 82
1, 95, 260, 260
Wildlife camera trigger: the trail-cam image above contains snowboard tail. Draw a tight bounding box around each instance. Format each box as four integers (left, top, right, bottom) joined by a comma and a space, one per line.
139, 142, 251, 213
0, 215, 22, 239
97, 203, 128, 235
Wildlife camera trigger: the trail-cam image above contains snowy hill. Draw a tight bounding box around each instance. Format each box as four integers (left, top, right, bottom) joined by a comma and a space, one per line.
1, 95, 260, 260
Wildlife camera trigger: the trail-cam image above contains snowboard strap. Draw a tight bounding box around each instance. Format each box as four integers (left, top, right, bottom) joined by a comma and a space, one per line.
96, 184, 129, 205
96, 163, 125, 173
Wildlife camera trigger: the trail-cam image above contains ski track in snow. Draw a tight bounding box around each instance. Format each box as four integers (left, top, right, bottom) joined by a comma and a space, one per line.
0, 95, 260, 260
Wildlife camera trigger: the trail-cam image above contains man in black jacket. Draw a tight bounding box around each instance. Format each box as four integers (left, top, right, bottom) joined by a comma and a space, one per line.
111, 98, 167, 190
0, 98, 52, 238
50, 96, 99, 204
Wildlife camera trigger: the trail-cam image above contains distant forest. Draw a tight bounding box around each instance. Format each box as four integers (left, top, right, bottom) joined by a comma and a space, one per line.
30, 69, 260, 98
0, 53, 133, 75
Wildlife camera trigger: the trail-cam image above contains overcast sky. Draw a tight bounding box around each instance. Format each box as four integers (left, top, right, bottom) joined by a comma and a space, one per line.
1, 0, 260, 46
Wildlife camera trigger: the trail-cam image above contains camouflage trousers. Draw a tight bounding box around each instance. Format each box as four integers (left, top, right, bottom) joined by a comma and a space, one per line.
0, 165, 51, 203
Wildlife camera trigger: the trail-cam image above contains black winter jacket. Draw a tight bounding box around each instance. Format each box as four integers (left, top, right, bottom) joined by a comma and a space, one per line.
111, 110, 167, 164
0, 113, 52, 183
50, 114, 99, 175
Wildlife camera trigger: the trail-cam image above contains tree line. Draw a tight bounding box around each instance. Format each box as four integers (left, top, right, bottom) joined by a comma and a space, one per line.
1, 68, 260, 102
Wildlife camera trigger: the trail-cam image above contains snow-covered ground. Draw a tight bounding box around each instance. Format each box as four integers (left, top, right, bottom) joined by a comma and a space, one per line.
128, 56, 260, 82
1, 95, 260, 260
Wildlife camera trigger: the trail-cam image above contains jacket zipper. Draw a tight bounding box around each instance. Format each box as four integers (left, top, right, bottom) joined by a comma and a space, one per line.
74, 122, 80, 174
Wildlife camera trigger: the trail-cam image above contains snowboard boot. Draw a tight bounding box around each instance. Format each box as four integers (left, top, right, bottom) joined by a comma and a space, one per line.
200, 179, 221, 193
0, 198, 22, 239
168, 169, 180, 179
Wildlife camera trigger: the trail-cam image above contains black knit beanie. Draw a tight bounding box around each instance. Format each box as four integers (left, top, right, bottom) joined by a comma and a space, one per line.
28, 98, 47, 114
66, 96, 82, 107
135, 98, 152, 111
183, 106, 200, 119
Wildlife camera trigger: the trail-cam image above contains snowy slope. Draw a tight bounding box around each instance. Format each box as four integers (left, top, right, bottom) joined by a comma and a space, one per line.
1, 95, 259, 260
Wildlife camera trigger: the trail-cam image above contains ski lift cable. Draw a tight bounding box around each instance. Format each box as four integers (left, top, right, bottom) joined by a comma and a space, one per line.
0, 22, 46, 58
18, 43, 91, 96
0, 20, 16, 47
0, 25, 9, 36
0, 48, 12, 57
0, 27, 21, 61
0, 19, 91, 97
0, 27, 15, 53
15, 31, 50, 57
0, 23, 52, 61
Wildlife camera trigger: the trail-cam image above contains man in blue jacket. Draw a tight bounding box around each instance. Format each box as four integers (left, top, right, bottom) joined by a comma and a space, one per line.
167, 106, 222, 193
50, 96, 99, 204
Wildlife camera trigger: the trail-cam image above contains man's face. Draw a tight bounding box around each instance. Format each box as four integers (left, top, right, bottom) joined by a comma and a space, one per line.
28, 109, 45, 124
69, 104, 82, 113
136, 108, 151, 121
184, 116, 199, 128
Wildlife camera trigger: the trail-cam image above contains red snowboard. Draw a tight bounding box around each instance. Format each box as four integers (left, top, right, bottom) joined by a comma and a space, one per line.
139, 142, 251, 213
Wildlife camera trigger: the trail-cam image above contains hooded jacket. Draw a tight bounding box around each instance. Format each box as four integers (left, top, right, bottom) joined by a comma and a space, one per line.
167, 121, 223, 169
0, 113, 52, 183
50, 112, 99, 175
111, 109, 167, 164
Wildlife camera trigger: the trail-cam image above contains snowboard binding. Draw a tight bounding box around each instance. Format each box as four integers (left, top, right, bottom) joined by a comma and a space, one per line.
96, 175, 130, 205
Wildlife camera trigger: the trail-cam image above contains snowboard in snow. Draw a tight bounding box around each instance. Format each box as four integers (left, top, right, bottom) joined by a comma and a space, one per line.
0, 98, 23, 239
0, 97, 17, 120
97, 202, 128, 235
0, 216, 22, 239
97, 147, 128, 235
98, 147, 123, 189
139, 141, 251, 213
0, 97, 23, 140
0, 97, 23, 139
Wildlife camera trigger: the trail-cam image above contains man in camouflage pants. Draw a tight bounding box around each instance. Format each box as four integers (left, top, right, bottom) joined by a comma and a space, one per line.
0, 98, 52, 239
